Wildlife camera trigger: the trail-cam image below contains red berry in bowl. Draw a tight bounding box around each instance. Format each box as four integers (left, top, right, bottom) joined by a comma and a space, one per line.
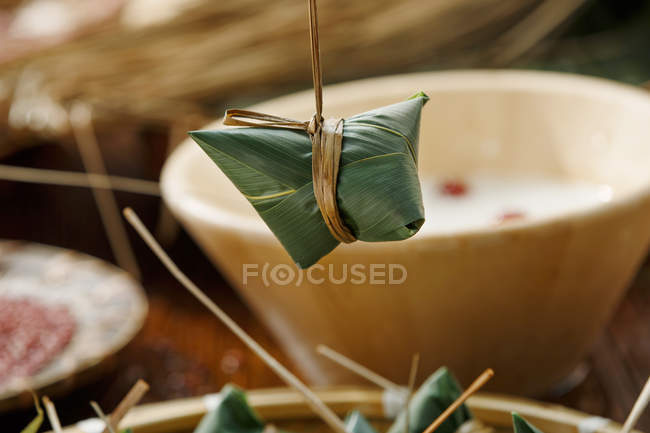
440, 179, 468, 196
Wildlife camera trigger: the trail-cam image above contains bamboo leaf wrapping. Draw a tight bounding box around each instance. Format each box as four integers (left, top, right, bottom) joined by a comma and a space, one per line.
345, 410, 380, 433
190, 93, 428, 268
193, 385, 268, 433
512, 413, 546, 433
387, 367, 474, 433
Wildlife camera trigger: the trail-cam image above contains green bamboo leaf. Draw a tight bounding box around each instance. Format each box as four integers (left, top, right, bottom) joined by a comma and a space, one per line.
21, 393, 44, 433
258, 182, 338, 268
387, 367, 473, 433
345, 410, 379, 433
193, 385, 266, 433
512, 413, 546, 433
346, 94, 428, 161
337, 153, 423, 241
190, 128, 312, 191
191, 93, 428, 268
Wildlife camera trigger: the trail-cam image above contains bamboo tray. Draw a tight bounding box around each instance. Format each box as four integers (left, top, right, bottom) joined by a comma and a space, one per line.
58, 387, 632, 433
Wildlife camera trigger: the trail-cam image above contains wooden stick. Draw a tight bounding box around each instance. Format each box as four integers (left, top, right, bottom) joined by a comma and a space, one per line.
404, 354, 420, 433
102, 379, 150, 433
42, 397, 63, 433
422, 369, 495, 433
90, 401, 116, 433
316, 344, 403, 391
622, 376, 650, 433
0, 164, 160, 196
122, 207, 348, 433
69, 102, 141, 281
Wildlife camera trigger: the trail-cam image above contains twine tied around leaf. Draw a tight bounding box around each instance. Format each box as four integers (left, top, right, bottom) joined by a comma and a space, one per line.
222, 0, 356, 244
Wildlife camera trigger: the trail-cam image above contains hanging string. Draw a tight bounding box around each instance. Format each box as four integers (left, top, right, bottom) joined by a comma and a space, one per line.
221, 0, 355, 244
308, 0, 323, 126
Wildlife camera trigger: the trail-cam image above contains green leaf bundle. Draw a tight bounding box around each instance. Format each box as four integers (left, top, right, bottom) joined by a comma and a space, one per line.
387, 367, 473, 433
512, 413, 546, 433
345, 410, 380, 433
194, 385, 275, 433
190, 93, 428, 268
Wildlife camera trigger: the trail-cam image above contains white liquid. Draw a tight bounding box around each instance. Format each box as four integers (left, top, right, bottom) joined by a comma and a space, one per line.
419, 175, 614, 235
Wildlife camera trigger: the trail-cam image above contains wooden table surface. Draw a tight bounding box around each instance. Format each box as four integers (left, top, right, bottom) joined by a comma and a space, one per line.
1, 138, 650, 432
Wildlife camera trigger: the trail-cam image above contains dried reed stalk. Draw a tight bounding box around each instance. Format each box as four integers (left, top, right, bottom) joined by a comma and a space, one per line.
622, 376, 650, 433
90, 401, 116, 433
102, 379, 150, 433
70, 102, 141, 280
1, 0, 578, 134
42, 397, 63, 433
404, 354, 420, 433
122, 207, 348, 433
0, 163, 160, 195
316, 344, 402, 391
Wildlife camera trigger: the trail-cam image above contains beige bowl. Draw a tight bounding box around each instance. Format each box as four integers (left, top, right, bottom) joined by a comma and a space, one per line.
161, 70, 650, 396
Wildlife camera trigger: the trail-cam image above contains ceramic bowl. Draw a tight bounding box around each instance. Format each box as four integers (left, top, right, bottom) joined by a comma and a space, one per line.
161, 70, 650, 395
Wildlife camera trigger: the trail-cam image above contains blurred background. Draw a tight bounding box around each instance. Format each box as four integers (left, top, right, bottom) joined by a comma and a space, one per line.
1, 0, 650, 430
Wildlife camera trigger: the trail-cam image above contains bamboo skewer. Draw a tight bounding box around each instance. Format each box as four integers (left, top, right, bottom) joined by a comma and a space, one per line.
621, 376, 650, 433
122, 207, 349, 433
42, 397, 63, 433
316, 344, 403, 391
102, 379, 150, 433
70, 102, 141, 281
422, 369, 495, 433
0, 164, 160, 196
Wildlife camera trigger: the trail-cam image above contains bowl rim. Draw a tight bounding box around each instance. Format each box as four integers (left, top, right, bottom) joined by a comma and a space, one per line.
161, 69, 650, 244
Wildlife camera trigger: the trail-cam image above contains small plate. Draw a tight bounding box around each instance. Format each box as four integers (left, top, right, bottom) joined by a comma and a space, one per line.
0, 240, 148, 411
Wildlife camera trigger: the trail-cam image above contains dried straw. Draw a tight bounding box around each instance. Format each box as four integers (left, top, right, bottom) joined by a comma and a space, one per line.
0, 164, 159, 195
42, 397, 63, 433
0, 0, 581, 134
122, 207, 348, 433
69, 102, 141, 280
316, 344, 402, 391
404, 354, 420, 433
622, 376, 650, 433
101, 379, 150, 433
90, 401, 116, 433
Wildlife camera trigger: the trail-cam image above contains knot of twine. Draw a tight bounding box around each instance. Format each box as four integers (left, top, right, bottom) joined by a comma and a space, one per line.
221, 0, 355, 244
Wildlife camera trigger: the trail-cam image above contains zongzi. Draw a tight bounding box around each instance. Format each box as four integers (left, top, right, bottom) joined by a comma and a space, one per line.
512, 413, 546, 433
387, 367, 474, 433
345, 410, 380, 433
190, 92, 428, 268
194, 385, 276, 433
